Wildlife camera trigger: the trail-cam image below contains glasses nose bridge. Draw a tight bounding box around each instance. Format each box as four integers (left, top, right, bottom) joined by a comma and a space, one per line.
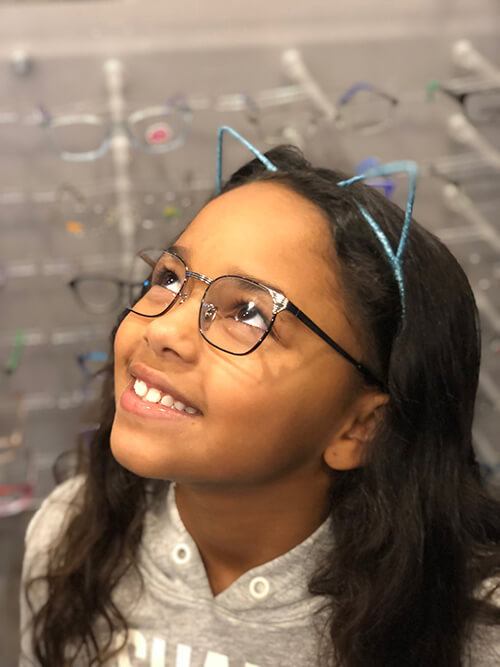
179, 269, 211, 303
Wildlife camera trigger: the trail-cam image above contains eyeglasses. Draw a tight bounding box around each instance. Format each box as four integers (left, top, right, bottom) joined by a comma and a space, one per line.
68, 244, 166, 314
0, 392, 27, 464
128, 248, 382, 386
0, 393, 36, 518
51, 172, 203, 240
336, 82, 399, 134
35, 98, 192, 162
427, 79, 500, 124
77, 351, 109, 377
243, 94, 325, 149
0, 448, 37, 518
243, 81, 400, 144
68, 274, 145, 314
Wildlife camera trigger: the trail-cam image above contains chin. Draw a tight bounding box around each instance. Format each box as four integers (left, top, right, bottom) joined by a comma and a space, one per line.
109, 419, 188, 481
109, 422, 157, 479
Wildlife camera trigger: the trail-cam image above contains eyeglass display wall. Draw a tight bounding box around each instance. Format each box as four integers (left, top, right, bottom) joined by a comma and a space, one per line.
0, 0, 500, 517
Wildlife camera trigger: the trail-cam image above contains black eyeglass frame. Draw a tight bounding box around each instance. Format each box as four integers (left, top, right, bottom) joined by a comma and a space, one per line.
68, 274, 144, 313
434, 82, 500, 123
129, 250, 383, 388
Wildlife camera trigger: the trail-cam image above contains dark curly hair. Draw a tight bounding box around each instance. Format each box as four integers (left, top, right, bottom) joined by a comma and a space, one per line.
23, 145, 500, 666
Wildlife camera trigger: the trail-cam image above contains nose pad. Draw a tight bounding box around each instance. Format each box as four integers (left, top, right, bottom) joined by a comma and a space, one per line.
177, 279, 195, 305
202, 302, 218, 322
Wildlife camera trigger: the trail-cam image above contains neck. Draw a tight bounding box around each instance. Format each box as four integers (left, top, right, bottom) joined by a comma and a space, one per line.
174, 470, 331, 596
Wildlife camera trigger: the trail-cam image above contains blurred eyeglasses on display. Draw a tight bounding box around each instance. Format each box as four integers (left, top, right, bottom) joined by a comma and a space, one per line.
336, 82, 399, 134
0, 392, 27, 461
0, 392, 36, 519
243, 93, 324, 148
244, 81, 403, 142
68, 273, 145, 314
51, 183, 104, 237
77, 350, 109, 377
51, 176, 201, 238
68, 245, 162, 314
0, 447, 37, 518
427, 78, 500, 124
35, 97, 192, 162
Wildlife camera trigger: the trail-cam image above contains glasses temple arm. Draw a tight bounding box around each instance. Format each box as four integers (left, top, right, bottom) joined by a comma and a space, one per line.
285, 302, 383, 387
138, 251, 157, 270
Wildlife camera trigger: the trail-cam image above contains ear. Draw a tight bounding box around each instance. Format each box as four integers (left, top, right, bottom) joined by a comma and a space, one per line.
323, 392, 389, 470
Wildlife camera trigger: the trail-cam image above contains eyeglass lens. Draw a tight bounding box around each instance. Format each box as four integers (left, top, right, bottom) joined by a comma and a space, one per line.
48, 115, 110, 158
74, 277, 122, 314
338, 87, 395, 131
130, 251, 276, 354
48, 106, 188, 158
464, 89, 500, 123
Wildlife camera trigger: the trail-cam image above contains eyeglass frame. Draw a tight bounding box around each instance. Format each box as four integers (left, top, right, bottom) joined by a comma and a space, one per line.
35, 97, 193, 162
129, 249, 383, 388
427, 79, 500, 123
243, 81, 399, 144
336, 82, 399, 134
68, 274, 144, 314
0, 447, 37, 518
77, 351, 109, 377
0, 392, 27, 463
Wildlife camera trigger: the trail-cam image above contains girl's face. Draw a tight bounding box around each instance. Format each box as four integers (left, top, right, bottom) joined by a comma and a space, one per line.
111, 181, 371, 487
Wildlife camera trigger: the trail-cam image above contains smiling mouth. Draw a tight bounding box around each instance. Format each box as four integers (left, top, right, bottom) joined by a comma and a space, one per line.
127, 360, 202, 415
132, 378, 200, 415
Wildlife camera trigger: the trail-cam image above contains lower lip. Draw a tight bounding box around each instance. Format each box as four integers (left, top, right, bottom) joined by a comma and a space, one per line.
120, 380, 201, 421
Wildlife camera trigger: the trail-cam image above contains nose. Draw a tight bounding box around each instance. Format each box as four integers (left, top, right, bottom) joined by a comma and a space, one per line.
142, 277, 207, 361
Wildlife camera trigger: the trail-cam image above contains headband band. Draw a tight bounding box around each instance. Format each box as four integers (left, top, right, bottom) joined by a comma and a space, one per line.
216, 125, 418, 317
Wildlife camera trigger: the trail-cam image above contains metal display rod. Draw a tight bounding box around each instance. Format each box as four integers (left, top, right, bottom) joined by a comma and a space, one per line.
447, 113, 500, 172
281, 48, 338, 122
442, 182, 500, 253
452, 40, 500, 87
103, 58, 135, 267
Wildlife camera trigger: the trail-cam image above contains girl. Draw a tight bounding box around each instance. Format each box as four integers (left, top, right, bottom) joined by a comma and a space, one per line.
21, 128, 500, 666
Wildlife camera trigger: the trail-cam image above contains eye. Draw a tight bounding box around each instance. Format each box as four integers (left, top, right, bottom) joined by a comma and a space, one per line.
233, 301, 270, 331
153, 267, 182, 293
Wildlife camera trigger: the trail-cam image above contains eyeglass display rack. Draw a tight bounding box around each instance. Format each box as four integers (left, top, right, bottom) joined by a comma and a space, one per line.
0, 27, 499, 510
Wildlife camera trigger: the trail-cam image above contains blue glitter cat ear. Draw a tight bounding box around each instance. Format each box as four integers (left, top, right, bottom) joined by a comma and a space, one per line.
216, 125, 277, 195
214, 124, 416, 318
355, 157, 396, 199
337, 160, 418, 317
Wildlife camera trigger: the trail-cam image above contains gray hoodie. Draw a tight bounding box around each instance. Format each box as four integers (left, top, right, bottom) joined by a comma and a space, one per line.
19, 476, 500, 666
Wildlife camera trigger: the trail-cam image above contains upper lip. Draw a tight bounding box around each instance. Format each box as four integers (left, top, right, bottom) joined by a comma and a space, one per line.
129, 362, 201, 413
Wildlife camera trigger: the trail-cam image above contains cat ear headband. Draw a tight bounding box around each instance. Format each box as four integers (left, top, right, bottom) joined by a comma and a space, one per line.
216, 125, 418, 318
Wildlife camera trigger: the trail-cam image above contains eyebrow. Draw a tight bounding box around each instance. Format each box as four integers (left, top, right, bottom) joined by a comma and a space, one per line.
167, 243, 286, 295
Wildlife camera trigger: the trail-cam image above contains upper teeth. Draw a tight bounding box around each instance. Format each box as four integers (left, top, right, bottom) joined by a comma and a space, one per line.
133, 379, 198, 414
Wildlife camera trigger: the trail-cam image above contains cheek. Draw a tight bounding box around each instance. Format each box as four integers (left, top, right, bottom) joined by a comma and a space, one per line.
113, 315, 140, 387
204, 356, 347, 466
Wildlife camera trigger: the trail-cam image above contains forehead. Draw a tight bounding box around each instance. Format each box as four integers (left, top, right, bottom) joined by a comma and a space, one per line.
177, 181, 339, 304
